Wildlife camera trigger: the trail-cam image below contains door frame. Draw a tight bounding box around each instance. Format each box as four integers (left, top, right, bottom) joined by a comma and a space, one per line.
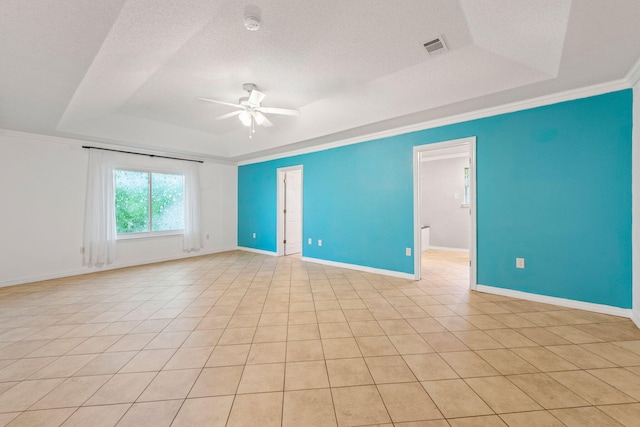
413, 137, 477, 290
277, 165, 304, 256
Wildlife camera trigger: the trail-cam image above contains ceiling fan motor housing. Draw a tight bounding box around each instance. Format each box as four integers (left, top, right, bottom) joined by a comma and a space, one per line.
243, 83, 257, 93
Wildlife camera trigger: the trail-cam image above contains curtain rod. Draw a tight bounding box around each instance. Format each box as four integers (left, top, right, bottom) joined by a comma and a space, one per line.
82, 146, 204, 163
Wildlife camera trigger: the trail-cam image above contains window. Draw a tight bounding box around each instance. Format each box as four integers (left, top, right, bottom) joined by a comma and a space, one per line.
114, 169, 184, 236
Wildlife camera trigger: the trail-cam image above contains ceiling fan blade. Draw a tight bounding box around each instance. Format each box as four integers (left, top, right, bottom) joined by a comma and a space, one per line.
196, 97, 242, 108
248, 90, 266, 106
216, 110, 242, 120
257, 106, 300, 116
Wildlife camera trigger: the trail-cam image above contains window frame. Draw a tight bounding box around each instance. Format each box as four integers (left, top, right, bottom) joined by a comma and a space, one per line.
114, 167, 185, 240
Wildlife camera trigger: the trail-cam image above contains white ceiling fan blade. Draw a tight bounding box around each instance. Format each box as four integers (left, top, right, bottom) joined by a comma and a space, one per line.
216, 110, 243, 120
257, 106, 300, 116
196, 97, 242, 109
248, 90, 266, 106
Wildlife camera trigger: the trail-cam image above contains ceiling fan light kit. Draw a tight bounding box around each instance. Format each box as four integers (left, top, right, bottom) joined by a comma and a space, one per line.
238, 110, 252, 126
253, 111, 266, 125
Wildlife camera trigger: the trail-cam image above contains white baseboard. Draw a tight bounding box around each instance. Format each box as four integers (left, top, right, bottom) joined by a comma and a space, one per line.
476, 284, 632, 319
427, 246, 470, 253
237, 246, 278, 256
301, 256, 414, 280
632, 310, 640, 329
0, 247, 237, 288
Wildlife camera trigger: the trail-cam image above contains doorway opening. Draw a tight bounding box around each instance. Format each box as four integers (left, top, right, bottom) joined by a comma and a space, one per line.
413, 137, 477, 290
277, 166, 303, 256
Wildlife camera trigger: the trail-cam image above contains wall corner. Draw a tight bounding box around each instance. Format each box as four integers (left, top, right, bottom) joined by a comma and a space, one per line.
633, 83, 640, 326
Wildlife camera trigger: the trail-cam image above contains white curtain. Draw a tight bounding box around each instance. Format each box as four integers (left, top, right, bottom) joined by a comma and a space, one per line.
83, 149, 117, 267
183, 160, 202, 252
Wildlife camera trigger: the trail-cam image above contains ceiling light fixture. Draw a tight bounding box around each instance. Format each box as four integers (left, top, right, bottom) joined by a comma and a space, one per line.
253, 111, 266, 125
239, 109, 262, 138
239, 110, 252, 126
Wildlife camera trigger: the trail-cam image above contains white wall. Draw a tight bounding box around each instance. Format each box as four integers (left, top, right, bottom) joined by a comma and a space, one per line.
0, 131, 237, 286
421, 156, 470, 250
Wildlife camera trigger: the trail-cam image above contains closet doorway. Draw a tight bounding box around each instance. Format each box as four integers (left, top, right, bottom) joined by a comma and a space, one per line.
277, 166, 303, 256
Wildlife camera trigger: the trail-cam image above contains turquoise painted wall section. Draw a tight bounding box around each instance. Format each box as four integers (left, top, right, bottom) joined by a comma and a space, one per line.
238, 90, 632, 308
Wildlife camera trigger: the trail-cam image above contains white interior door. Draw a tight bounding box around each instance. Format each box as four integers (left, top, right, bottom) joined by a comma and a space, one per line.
284, 169, 302, 255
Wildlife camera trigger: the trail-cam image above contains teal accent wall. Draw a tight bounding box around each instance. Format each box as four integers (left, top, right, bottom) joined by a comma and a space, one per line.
238, 90, 632, 308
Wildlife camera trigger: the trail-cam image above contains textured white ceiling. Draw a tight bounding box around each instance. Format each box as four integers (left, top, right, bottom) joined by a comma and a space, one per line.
2, 0, 640, 162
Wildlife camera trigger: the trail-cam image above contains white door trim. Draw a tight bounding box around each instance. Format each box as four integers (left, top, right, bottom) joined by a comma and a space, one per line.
413, 136, 477, 290
277, 165, 304, 256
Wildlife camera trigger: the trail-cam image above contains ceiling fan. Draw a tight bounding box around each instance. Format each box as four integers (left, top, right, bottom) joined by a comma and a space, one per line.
197, 83, 300, 138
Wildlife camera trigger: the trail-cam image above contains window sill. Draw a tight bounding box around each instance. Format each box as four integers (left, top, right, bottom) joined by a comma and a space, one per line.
117, 230, 184, 241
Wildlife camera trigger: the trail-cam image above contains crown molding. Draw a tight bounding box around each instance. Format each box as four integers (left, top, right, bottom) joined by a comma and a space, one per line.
3, 75, 633, 169
238, 79, 630, 166
0, 128, 235, 166
1, 128, 84, 147
626, 55, 640, 87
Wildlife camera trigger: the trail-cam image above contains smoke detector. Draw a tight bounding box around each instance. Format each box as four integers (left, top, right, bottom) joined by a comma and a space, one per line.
244, 15, 261, 31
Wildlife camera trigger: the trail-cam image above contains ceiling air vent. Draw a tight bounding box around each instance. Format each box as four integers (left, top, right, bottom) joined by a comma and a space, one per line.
423, 36, 448, 56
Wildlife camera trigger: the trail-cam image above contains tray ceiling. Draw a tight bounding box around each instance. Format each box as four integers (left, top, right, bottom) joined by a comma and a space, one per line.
2, 0, 640, 162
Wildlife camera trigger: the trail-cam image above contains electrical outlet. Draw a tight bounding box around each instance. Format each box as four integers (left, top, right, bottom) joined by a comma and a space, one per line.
406, 248, 412, 256
516, 258, 525, 269
252, 233, 256, 239
308, 238, 312, 245
206, 234, 210, 240
318, 239, 322, 247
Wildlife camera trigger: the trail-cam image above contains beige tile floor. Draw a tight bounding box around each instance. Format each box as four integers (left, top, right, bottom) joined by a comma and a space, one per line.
0, 250, 639, 426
